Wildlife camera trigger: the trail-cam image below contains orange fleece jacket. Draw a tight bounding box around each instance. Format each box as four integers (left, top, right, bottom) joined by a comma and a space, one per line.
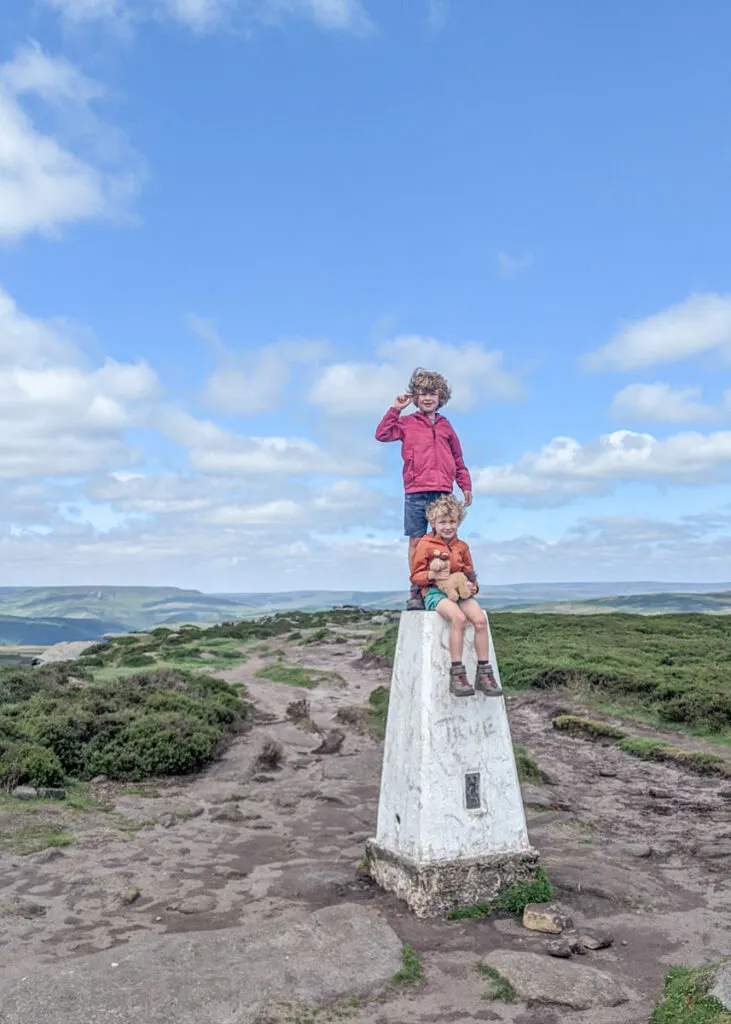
410, 532, 479, 596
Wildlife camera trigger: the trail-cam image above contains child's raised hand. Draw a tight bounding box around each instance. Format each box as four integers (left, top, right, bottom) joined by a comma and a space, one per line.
392, 393, 413, 411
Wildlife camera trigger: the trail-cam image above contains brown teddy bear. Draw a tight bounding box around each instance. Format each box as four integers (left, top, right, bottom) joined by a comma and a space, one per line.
429, 551, 472, 602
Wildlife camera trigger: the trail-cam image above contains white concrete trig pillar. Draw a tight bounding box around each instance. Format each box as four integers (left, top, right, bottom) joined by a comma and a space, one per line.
367, 610, 539, 917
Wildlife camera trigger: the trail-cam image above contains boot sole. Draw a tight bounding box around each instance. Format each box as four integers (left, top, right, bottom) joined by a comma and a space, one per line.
451, 687, 475, 697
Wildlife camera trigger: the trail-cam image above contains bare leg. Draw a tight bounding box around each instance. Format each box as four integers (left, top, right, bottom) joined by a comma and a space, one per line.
460, 598, 489, 661
435, 599, 468, 662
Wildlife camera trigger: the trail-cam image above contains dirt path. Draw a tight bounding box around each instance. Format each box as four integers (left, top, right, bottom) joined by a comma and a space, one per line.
0, 631, 729, 1023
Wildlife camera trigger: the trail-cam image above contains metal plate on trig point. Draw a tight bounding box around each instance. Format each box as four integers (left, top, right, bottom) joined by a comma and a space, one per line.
465, 772, 481, 810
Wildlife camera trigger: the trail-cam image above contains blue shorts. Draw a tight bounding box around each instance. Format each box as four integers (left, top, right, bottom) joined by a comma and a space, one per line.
404, 490, 449, 538
424, 586, 467, 611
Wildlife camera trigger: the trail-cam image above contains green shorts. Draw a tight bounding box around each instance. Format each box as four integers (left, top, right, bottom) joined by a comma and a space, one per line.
424, 587, 467, 612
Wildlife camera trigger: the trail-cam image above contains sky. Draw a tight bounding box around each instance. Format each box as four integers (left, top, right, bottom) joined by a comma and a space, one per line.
1, 0, 731, 592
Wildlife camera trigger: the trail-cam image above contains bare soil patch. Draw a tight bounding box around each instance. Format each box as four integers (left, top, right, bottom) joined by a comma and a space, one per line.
0, 629, 729, 1023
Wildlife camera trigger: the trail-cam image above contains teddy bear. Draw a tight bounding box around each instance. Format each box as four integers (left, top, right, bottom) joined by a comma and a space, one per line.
429, 551, 473, 602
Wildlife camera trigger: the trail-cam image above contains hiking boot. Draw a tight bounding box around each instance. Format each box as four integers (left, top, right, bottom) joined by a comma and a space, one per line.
406, 591, 425, 611
450, 663, 474, 697
475, 661, 503, 697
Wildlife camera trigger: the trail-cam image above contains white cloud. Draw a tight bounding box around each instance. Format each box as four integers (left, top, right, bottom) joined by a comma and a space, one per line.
3, 502, 731, 588
426, 0, 449, 34
263, 0, 373, 33
309, 333, 523, 416
43, 0, 373, 33
159, 407, 378, 476
585, 294, 731, 371
611, 383, 715, 424
472, 428, 731, 506
497, 251, 534, 280
0, 286, 158, 480
0, 44, 141, 242
193, 316, 330, 414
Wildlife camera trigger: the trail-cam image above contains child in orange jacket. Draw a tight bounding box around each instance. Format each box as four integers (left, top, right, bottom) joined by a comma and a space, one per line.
410, 494, 502, 699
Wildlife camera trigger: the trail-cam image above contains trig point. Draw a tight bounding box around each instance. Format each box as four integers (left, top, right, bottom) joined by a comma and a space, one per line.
367, 611, 540, 917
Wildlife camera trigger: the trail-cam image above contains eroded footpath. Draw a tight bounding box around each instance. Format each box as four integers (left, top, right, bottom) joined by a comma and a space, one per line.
0, 628, 729, 1024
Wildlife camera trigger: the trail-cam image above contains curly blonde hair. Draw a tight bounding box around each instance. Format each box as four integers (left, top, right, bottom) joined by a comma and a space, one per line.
425, 493, 466, 528
408, 367, 451, 409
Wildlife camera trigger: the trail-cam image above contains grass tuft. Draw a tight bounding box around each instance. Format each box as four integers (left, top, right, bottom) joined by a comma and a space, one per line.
393, 944, 423, 985
552, 715, 731, 778
448, 868, 552, 920
650, 964, 731, 1023
254, 661, 319, 688
514, 743, 549, 784
479, 964, 518, 1003
553, 715, 626, 740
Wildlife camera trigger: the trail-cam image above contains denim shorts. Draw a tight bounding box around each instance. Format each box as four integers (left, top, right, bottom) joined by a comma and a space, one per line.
404, 490, 449, 538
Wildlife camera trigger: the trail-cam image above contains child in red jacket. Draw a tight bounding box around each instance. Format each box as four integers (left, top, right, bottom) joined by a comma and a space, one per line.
410, 494, 502, 698
375, 367, 472, 610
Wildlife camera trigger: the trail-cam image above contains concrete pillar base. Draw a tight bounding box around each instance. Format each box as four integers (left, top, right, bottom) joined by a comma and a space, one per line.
366, 839, 541, 918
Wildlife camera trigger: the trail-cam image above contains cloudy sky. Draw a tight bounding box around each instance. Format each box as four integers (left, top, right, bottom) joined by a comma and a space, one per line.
1, 0, 731, 591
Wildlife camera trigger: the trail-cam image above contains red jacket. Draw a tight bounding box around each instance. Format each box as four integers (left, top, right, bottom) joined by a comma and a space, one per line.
375, 408, 472, 495
410, 532, 479, 596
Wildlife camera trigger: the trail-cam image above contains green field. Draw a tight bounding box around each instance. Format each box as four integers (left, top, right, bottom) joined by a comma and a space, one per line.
368, 613, 731, 740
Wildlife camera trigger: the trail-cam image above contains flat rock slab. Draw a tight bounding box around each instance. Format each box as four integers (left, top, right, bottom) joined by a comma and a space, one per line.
483, 951, 631, 1010
35, 641, 97, 664
710, 962, 731, 1011
0, 904, 403, 1024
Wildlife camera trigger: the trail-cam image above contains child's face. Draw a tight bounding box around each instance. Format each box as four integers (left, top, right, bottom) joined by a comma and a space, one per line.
414, 388, 439, 415
433, 513, 458, 541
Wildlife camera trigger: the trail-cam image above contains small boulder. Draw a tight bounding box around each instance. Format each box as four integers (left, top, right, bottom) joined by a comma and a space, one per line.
698, 840, 731, 860
168, 894, 217, 915
577, 929, 613, 951
210, 805, 244, 823
312, 730, 345, 755
29, 847, 65, 864
521, 785, 560, 810
483, 951, 630, 1010
523, 902, 574, 934
91, 775, 109, 784
619, 843, 653, 859
561, 930, 585, 954
546, 939, 573, 958
37, 788, 66, 801
11, 786, 37, 801
119, 886, 141, 906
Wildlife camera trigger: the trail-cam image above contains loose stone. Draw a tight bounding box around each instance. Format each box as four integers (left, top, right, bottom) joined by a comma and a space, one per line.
523, 902, 574, 934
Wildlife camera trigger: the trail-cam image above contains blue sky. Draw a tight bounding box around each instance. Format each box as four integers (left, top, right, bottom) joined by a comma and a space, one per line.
1, 0, 731, 590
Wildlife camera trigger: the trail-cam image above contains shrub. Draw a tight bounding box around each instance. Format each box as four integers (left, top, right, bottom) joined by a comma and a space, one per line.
257, 739, 284, 769
0, 738, 65, 788
0, 664, 245, 786
87, 712, 220, 779
120, 653, 157, 668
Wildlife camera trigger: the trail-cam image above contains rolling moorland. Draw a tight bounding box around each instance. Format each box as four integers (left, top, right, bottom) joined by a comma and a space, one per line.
0, 607, 729, 1023
1, 583, 731, 646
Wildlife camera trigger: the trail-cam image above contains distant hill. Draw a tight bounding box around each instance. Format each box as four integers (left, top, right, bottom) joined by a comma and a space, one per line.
0, 614, 129, 646
510, 590, 731, 615
0, 583, 729, 645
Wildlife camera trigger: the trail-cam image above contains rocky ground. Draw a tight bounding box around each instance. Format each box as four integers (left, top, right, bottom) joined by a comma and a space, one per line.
0, 624, 729, 1023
